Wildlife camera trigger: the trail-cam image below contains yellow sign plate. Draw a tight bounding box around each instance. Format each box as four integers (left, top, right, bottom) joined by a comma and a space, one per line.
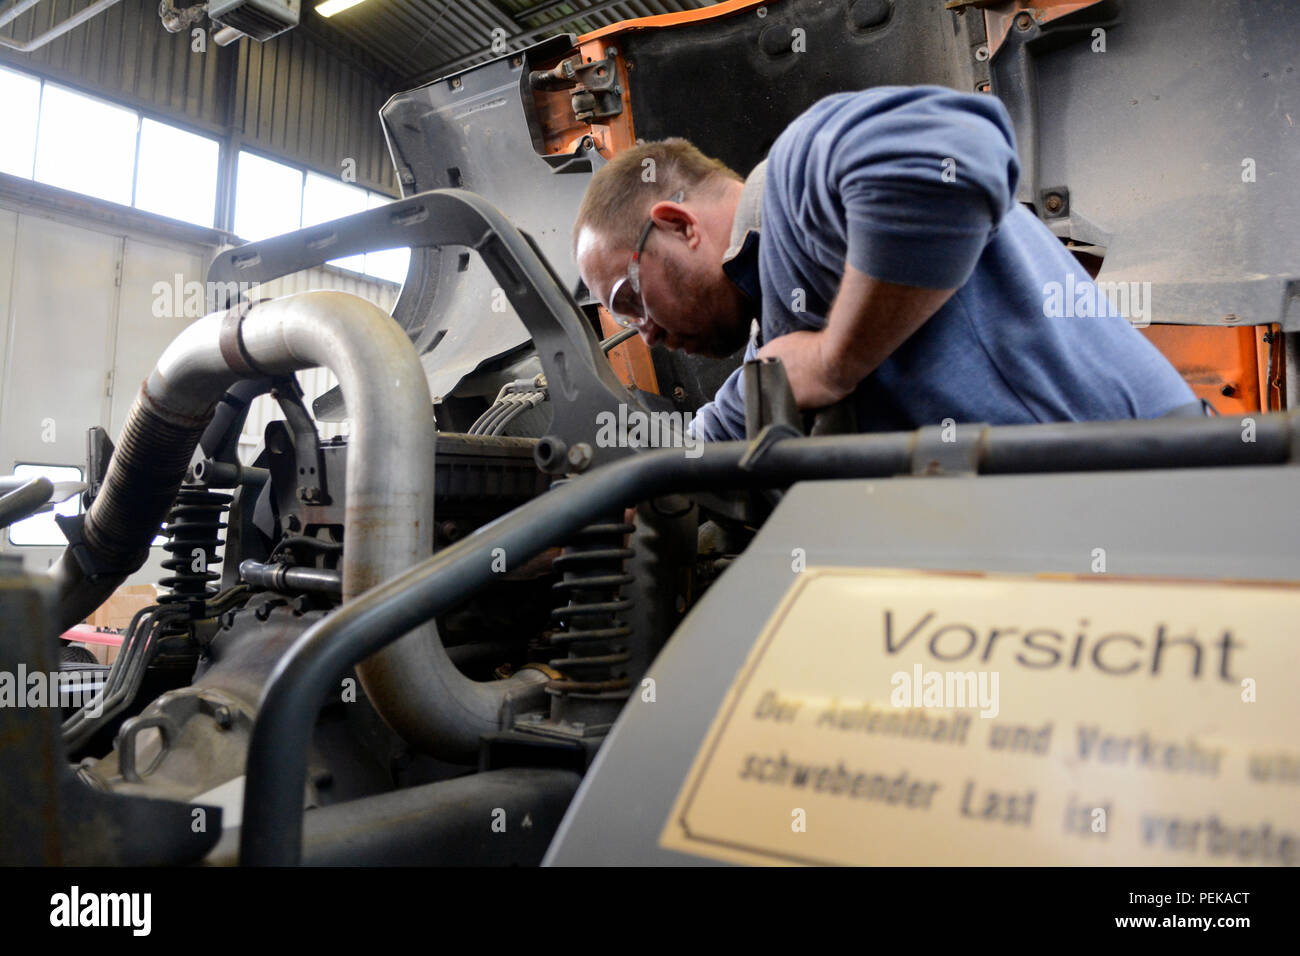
660, 568, 1300, 866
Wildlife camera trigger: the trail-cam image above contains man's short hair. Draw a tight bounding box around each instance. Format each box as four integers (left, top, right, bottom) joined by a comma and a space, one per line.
572, 138, 742, 254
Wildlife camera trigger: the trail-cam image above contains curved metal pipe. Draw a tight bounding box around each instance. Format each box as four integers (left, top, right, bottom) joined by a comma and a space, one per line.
50, 290, 545, 759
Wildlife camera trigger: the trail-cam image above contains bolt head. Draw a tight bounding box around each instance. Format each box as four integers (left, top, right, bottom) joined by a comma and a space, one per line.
1015, 11, 1034, 30
568, 442, 594, 471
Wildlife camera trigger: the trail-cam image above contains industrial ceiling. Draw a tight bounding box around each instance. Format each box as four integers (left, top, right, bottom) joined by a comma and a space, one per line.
311, 0, 720, 88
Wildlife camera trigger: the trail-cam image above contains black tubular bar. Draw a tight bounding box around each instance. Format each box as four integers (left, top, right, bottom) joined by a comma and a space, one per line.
239, 412, 1299, 864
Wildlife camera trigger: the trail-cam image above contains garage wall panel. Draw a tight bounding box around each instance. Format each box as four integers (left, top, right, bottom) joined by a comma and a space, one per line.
0, 212, 119, 575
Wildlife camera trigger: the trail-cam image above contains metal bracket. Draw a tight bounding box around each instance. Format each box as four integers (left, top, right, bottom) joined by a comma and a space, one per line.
529, 54, 624, 123
571, 57, 623, 123
55, 513, 149, 580
1039, 185, 1070, 219
270, 376, 329, 506
909, 423, 990, 476
84, 425, 114, 507
743, 356, 803, 440
739, 422, 802, 472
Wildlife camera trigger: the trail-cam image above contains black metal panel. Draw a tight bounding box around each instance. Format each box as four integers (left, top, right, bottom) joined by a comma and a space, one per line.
621, 0, 981, 177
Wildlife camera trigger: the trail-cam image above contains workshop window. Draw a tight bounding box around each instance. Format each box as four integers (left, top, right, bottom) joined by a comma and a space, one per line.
233, 150, 304, 242
0, 66, 41, 179
6, 464, 83, 548
234, 152, 408, 284
33, 84, 139, 206
0, 66, 221, 227
134, 119, 220, 228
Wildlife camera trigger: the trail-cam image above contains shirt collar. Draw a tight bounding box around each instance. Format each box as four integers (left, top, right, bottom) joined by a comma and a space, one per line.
723, 158, 766, 265
721, 159, 766, 312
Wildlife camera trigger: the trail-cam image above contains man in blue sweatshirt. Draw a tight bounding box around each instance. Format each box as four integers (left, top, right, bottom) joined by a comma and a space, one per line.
572, 86, 1201, 441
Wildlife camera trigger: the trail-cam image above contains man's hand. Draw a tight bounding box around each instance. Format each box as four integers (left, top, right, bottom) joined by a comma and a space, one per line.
761, 265, 958, 411
756, 330, 852, 410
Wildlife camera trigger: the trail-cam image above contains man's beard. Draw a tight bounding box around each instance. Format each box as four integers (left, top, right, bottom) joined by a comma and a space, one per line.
661, 256, 750, 358
690, 318, 750, 358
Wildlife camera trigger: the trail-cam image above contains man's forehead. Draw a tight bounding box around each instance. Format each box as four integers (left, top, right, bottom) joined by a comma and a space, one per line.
575, 226, 626, 298
576, 225, 621, 265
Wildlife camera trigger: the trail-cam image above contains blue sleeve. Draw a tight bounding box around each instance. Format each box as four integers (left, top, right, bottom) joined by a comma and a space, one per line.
688, 340, 757, 442
801, 87, 1021, 290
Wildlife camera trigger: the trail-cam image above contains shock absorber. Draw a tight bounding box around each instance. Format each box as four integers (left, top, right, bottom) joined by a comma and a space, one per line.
157, 483, 230, 635
545, 503, 636, 730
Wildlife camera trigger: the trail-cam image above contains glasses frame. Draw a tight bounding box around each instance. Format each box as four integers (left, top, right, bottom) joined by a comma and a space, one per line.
607, 190, 684, 329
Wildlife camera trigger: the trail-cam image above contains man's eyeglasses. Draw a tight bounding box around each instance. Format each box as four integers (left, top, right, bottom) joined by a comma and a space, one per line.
607, 190, 684, 329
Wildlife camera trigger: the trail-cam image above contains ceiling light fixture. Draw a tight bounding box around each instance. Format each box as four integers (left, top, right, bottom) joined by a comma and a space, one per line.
316, 0, 367, 17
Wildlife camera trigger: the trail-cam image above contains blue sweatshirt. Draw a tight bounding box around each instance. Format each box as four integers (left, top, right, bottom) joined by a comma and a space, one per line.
692, 87, 1195, 441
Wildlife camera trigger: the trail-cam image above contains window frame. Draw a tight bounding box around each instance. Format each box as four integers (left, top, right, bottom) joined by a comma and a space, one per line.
4, 462, 85, 548
1, 64, 224, 230
0, 64, 405, 282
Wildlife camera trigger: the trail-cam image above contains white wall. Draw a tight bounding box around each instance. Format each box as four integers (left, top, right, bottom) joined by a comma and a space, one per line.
0, 198, 399, 590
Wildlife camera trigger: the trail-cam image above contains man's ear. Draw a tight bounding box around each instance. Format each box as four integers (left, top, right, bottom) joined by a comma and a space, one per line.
650, 200, 700, 248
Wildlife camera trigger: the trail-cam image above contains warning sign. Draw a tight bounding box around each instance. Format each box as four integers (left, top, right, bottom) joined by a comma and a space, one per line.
659, 568, 1300, 866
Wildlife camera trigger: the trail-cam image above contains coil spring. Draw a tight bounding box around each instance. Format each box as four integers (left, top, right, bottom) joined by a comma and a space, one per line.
157, 484, 230, 626
546, 510, 636, 699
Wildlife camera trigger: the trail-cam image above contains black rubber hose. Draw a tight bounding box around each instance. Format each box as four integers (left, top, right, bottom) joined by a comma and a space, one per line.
84, 399, 209, 569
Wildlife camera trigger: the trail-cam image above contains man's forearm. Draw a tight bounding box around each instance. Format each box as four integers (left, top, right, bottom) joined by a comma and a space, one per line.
758, 264, 955, 409
819, 265, 956, 396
